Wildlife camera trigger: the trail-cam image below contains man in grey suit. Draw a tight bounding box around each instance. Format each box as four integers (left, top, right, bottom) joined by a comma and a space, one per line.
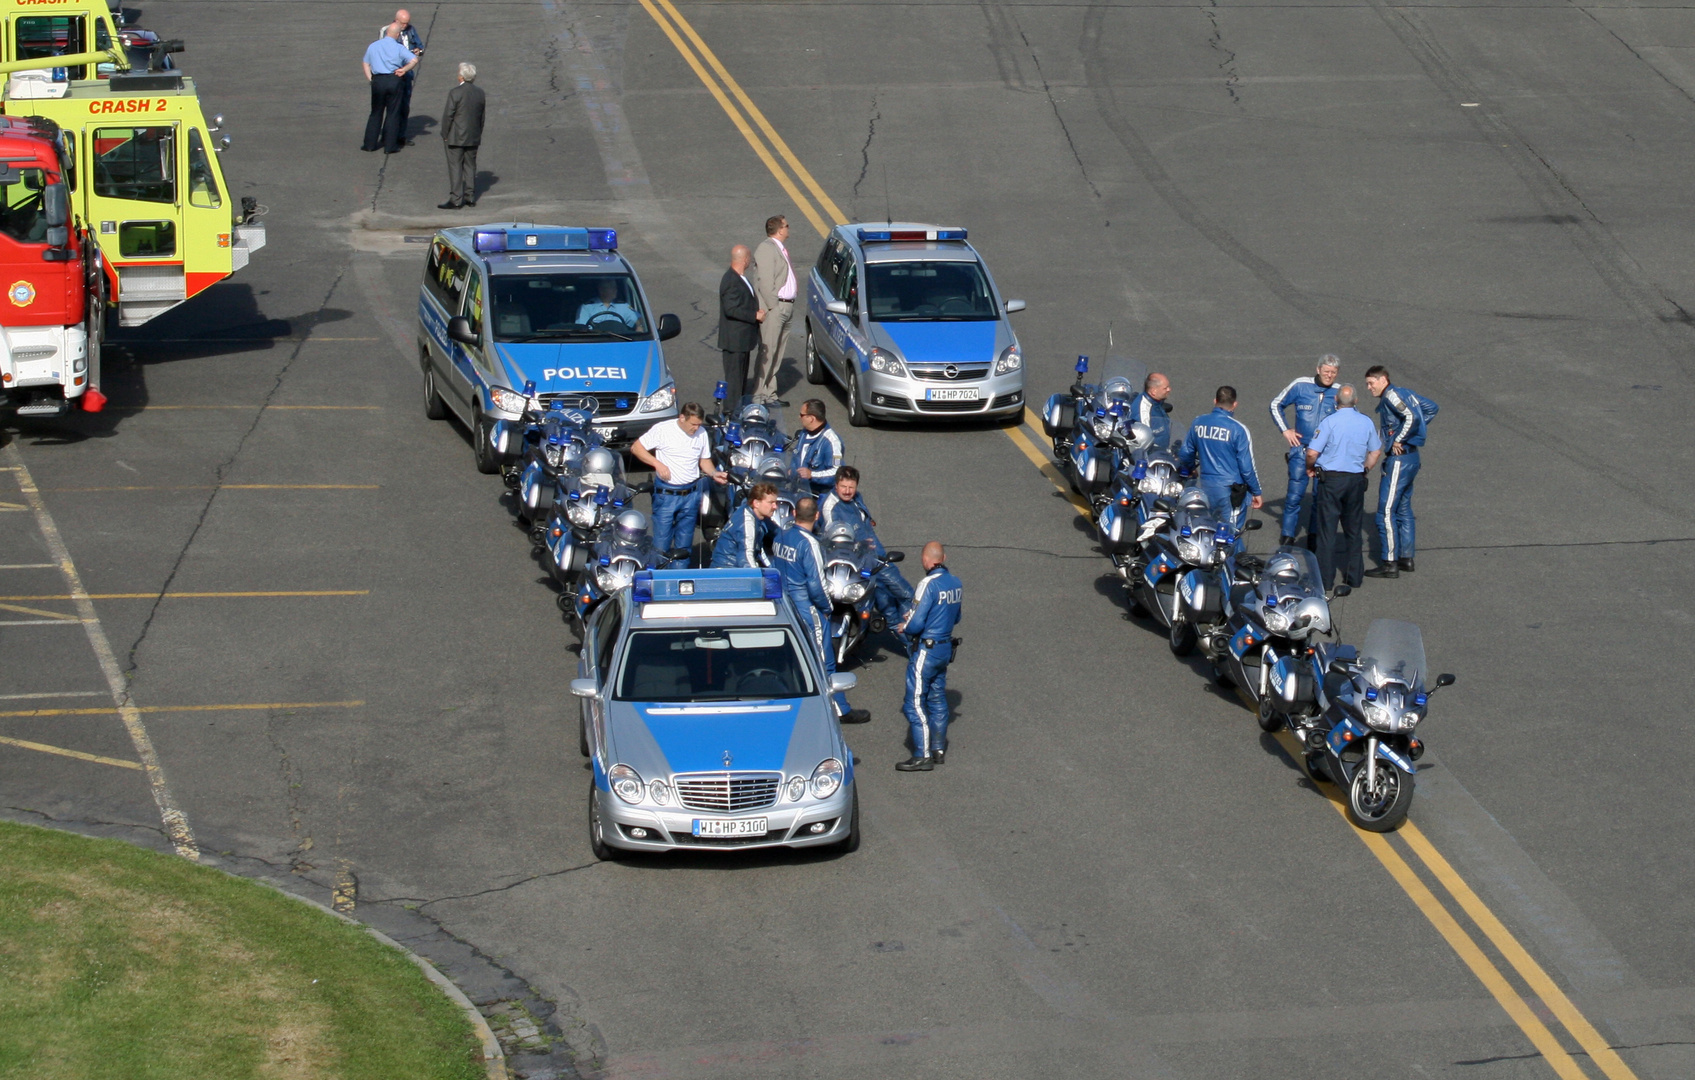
438, 63, 486, 210
751, 214, 798, 406
719, 245, 762, 398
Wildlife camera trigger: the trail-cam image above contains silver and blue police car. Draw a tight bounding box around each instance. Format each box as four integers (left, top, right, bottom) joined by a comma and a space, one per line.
572, 568, 860, 857
418, 224, 682, 471
802, 223, 1026, 425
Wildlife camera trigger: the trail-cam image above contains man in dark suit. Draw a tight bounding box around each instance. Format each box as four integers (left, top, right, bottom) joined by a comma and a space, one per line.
718, 244, 762, 397
438, 63, 486, 210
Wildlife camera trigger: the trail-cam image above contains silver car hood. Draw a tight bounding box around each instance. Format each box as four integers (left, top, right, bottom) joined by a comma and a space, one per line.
605, 697, 843, 778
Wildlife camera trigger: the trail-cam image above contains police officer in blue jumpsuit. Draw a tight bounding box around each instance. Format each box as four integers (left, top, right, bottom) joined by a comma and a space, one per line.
1177, 386, 1263, 531
896, 542, 964, 772
820, 466, 913, 626
1364, 365, 1425, 578
709, 482, 779, 568
1127, 371, 1173, 450
772, 497, 870, 723
1268, 354, 1340, 545
790, 399, 844, 496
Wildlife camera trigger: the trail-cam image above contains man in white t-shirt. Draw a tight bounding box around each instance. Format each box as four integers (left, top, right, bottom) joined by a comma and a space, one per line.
632, 402, 728, 563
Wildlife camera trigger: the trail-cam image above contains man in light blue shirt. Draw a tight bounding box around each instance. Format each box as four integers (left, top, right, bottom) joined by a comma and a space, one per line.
1303, 384, 1382, 590
361, 27, 417, 154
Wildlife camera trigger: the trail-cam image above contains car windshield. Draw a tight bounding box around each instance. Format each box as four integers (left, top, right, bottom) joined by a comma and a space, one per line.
865, 260, 997, 322
490, 273, 649, 342
615, 628, 816, 702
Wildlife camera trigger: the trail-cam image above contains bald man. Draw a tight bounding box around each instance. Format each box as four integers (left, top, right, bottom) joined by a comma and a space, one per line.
388, 10, 425, 145
896, 542, 964, 771
1128, 372, 1173, 450
719, 244, 762, 398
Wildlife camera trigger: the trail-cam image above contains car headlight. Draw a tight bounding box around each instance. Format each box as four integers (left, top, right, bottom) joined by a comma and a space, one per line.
489, 385, 526, 414
1263, 607, 1291, 633
995, 344, 1022, 375
1174, 537, 1202, 563
868, 348, 908, 377
648, 779, 672, 805
638, 382, 676, 414
844, 581, 868, 602
609, 764, 645, 804
809, 758, 844, 800
785, 775, 807, 802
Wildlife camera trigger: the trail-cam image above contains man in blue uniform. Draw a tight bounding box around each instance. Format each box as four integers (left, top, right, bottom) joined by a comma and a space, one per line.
896, 542, 964, 772
820, 466, 912, 626
709, 482, 778, 568
1303, 384, 1382, 590
1177, 386, 1263, 531
790, 399, 844, 495
1127, 372, 1173, 450
1268, 354, 1340, 545
360, 26, 418, 154
1364, 366, 1423, 578
772, 498, 869, 723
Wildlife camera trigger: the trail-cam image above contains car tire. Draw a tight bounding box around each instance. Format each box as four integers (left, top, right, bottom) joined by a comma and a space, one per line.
472, 404, 500, 474
588, 788, 619, 861
845, 364, 869, 428
833, 788, 860, 854
804, 325, 828, 386
422, 348, 448, 420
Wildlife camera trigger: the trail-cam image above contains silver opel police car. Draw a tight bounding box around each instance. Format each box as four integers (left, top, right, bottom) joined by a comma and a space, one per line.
572, 568, 861, 858
802, 223, 1026, 426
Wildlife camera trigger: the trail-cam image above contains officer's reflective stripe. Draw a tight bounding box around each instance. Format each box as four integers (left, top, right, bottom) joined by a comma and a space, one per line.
1268, 376, 1310, 433
910, 646, 930, 755
820, 492, 841, 528
1381, 459, 1403, 562
742, 508, 756, 567
1385, 388, 1418, 445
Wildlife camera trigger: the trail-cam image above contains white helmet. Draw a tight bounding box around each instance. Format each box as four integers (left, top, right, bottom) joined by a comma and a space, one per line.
614, 509, 648, 546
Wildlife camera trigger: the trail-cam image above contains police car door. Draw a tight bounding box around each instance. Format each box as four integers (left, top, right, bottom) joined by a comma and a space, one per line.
460, 269, 490, 410
580, 600, 623, 758
422, 240, 471, 418
830, 256, 868, 373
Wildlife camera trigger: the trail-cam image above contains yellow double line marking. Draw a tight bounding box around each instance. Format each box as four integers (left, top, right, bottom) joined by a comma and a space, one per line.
0, 591, 369, 601
642, 5, 1637, 1074
0, 701, 365, 719
0, 734, 140, 770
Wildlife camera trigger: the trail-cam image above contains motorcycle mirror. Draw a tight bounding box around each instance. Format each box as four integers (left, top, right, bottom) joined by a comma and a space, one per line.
632, 481, 653, 494
885, 550, 906, 563
1331, 584, 1351, 598
1244, 519, 1263, 531
569, 678, 598, 698
1435, 673, 1456, 688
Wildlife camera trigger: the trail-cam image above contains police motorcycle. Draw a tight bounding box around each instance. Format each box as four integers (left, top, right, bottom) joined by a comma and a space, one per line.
1305, 619, 1456, 832
1040, 354, 1150, 511
512, 395, 602, 534
542, 447, 642, 591
1127, 487, 1259, 657
1215, 546, 1347, 732
1095, 425, 1181, 576
560, 509, 683, 635
702, 391, 789, 539
818, 521, 907, 666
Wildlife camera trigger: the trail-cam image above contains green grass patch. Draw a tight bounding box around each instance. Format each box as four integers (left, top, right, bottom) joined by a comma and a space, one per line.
0, 821, 485, 1080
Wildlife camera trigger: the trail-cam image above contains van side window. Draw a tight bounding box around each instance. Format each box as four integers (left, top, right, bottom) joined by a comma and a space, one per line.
465, 271, 485, 339
814, 237, 846, 296
425, 240, 469, 311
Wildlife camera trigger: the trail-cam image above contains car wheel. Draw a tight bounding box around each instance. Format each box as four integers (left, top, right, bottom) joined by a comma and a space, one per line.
804, 324, 828, 385
588, 788, 619, 861
833, 788, 860, 854
472, 405, 500, 474
845, 364, 869, 428
422, 348, 448, 420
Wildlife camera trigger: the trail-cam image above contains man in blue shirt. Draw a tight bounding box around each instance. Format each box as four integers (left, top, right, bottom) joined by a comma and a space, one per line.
1304, 385, 1382, 590
361, 26, 417, 154
896, 542, 964, 772
709, 482, 778, 568
1177, 386, 1262, 531
1364, 366, 1424, 578
771, 498, 869, 723
1127, 372, 1173, 451
790, 399, 844, 495
1268, 354, 1340, 546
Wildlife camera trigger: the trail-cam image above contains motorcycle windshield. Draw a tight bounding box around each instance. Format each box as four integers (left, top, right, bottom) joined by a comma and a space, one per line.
730, 397, 785, 460
576, 453, 627, 493
1359, 618, 1427, 691
1095, 355, 1149, 398
1258, 546, 1324, 600
820, 522, 871, 567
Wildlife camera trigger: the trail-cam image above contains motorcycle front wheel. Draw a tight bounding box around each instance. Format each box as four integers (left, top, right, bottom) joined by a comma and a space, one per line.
1347, 760, 1414, 832
1257, 696, 1283, 732
1168, 617, 1197, 656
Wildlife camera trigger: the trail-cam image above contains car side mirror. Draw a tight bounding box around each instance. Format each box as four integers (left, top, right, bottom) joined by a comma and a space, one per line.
825, 299, 850, 316
447, 316, 477, 345
1244, 519, 1263, 531
885, 550, 905, 563
657, 313, 681, 341
569, 678, 599, 698
1435, 673, 1456, 688
1003, 299, 1026, 313
43, 182, 67, 227
829, 672, 857, 694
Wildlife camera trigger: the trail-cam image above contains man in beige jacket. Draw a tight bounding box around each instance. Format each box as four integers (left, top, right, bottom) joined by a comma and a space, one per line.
750, 214, 798, 405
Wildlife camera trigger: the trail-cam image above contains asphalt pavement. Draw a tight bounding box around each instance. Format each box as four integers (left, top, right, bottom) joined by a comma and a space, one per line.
4, 0, 1694, 1077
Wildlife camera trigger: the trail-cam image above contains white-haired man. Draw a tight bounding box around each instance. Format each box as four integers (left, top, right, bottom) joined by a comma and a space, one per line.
438, 63, 485, 210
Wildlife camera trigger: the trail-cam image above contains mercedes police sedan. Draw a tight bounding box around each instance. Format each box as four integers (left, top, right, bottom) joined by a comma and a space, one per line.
418, 224, 682, 472
572, 568, 860, 858
802, 223, 1026, 425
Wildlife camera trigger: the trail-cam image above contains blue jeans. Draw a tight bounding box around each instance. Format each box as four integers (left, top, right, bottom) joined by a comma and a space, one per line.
793, 600, 850, 715
1281, 450, 1317, 538
1376, 452, 1420, 562
650, 481, 700, 559
902, 638, 952, 757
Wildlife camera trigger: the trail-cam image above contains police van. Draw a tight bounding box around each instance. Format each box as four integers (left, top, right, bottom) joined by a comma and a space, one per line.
418, 224, 682, 472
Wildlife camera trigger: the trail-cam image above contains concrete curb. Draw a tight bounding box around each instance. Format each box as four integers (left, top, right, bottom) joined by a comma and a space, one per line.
262, 883, 508, 1080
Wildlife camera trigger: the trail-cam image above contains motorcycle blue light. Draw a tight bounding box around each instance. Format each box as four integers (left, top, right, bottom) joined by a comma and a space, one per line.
1181, 526, 1192, 537
1095, 407, 1106, 417
594, 490, 608, 505
714, 380, 727, 401
568, 491, 580, 500
1415, 692, 1428, 706
600, 556, 611, 565
1076, 355, 1089, 374
761, 569, 784, 599
860, 569, 873, 578
632, 571, 654, 602
612, 499, 624, 507
1365, 687, 1378, 701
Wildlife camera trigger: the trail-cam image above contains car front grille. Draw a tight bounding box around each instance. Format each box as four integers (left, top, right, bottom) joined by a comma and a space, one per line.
541, 391, 640, 417
908, 364, 989, 382
674, 772, 782, 813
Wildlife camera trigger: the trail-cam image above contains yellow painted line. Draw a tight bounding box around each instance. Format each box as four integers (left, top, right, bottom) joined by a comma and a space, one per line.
42, 484, 380, 492
0, 591, 369, 601
1403, 824, 1638, 1080
109, 405, 383, 411
0, 700, 365, 718
0, 601, 78, 620
1003, 423, 1090, 515
119, 337, 382, 343
0, 500, 27, 510
0, 735, 142, 771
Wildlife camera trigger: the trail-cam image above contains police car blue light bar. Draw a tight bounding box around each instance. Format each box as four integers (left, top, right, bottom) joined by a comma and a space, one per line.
856, 227, 967, 243
472, 226, 620, 255
632, 568, 783, 603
